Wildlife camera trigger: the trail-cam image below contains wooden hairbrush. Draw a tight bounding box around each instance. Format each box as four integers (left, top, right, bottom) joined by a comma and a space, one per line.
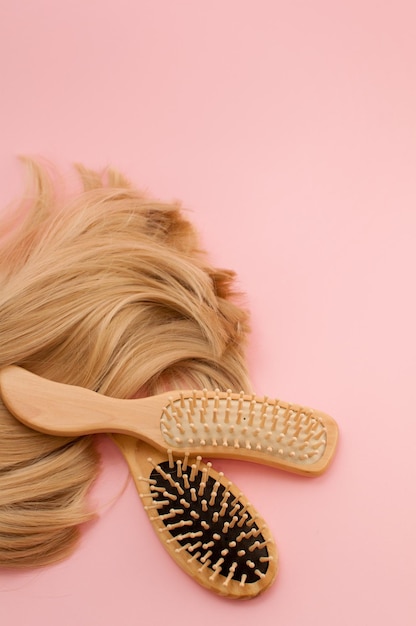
0, 366, 338, 475
113, 435, 277, 598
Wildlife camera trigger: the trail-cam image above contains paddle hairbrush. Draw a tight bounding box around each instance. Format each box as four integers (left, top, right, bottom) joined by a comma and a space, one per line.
113, 435, 277, 598
0, 366, 338, 475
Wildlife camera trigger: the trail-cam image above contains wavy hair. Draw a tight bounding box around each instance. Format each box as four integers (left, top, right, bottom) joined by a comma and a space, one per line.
0, 160, 251, 567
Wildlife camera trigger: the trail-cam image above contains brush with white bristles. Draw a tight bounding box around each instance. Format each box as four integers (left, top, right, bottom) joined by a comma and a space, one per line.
0, 366, 338, 475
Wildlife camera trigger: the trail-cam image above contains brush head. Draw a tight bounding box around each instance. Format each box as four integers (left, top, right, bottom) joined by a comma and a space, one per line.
160, 389, 337, 474
127, 441, 278, 599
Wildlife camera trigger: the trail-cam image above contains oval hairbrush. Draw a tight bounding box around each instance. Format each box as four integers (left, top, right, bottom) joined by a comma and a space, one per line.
0, 366, 338, 475
112, 435, 277, 598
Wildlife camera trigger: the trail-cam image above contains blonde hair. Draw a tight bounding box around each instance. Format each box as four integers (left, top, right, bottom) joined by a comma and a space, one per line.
0, 160, 251, 567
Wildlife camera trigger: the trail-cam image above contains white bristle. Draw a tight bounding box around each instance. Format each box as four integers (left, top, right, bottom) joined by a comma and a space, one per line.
159, 390, 327, 466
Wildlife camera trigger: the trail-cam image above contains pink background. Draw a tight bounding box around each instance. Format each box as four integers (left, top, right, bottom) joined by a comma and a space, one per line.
0, 1, 415, 624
